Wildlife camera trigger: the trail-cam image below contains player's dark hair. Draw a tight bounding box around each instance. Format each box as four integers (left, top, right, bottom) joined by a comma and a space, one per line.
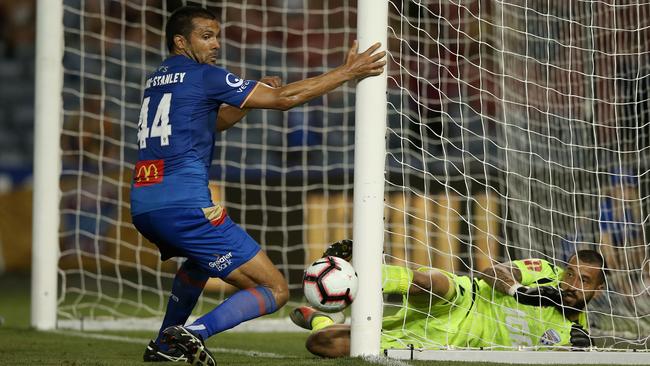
166, 6, 218, 53
570, 250, 608, 285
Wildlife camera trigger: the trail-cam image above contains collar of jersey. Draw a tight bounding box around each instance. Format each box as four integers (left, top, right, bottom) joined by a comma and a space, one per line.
164, 54, 195, 66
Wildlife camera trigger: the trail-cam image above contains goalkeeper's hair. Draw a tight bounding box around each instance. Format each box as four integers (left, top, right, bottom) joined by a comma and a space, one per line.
571, 250, 608, 285
166, 6, 218, 53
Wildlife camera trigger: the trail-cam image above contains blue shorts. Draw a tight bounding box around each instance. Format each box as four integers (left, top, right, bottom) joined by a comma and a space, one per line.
131, 205, 261, 278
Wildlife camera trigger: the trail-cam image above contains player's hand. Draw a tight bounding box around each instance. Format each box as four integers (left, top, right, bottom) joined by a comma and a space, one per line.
569, 323, 591, 349
259, 76, 282, 88
342, 40, 386, 80
514, 285, 562, 307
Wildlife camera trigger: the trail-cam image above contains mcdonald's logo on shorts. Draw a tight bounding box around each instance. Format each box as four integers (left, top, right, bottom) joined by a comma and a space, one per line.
134, 159, 164, 187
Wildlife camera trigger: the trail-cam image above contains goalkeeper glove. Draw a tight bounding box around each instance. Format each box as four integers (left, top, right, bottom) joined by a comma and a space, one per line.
569, 323, 592, 349
511, 285, 562, 307
322, 239, 353, 262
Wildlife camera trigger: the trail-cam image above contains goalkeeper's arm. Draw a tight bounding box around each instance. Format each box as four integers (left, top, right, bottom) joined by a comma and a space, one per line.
478, 262, 523, 295
479, 262, 561, 307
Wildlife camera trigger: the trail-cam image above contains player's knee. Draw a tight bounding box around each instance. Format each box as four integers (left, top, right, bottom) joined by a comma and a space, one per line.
271, 279, 289, 308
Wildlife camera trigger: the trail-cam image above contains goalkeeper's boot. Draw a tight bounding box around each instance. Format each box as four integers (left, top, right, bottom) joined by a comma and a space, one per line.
161, 325, 216, 366
322, 239, 353, 262
143, 340, 188, 362
289, 306, 345, 330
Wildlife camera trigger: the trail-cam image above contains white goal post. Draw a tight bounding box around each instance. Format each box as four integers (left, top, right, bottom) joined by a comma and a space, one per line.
350, 0, 388, 357
31, 0, 63, 331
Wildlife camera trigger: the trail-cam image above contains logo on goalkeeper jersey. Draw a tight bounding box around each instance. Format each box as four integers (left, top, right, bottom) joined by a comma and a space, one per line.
540, 329, 561, 345
523, 259, 542, 272
209, 252, 233, 271
134, 159, 164, 187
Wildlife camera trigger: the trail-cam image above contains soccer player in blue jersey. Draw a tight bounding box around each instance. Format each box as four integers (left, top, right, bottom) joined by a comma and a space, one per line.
131, 6, 386, 365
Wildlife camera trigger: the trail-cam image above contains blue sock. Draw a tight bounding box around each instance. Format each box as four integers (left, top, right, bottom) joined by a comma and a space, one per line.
186, 286, 278, 340
155, 260, 208, 347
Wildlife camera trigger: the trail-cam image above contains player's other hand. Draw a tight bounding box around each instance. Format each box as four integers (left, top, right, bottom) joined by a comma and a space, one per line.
514, 285, 562, 307
569, 323, 592, 349
260, 76, 282, 88
343, 40, 386, 80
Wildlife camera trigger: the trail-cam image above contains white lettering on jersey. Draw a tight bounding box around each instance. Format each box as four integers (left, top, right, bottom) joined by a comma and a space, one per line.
237, 80, 251, 93
504, 307, 533, 347
225, 73, 244, 88
145, 72, 187, 89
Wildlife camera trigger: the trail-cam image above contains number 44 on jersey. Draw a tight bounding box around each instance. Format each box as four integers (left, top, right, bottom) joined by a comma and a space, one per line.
138, 93, 172, 149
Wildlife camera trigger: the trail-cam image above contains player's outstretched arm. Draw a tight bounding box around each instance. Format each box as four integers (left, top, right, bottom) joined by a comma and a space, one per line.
242, 41, 386, 111
479, 262, 523, 295
216, 76, 283, 131
480, 262, 562, 307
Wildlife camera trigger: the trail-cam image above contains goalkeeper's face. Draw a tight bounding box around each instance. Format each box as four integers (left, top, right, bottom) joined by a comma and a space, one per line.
559, 257, 604, 309
178, 17, 221, 65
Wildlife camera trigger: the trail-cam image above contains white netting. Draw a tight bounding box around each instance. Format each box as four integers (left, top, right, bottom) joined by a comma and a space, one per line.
384, 0, 650, 351
58, 0, 356, 328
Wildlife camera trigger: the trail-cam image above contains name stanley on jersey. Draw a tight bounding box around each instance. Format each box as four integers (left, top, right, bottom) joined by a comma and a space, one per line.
145, 72, 187, 89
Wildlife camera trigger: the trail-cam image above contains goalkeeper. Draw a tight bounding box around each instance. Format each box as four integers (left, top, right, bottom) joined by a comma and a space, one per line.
291, 240, 606, 356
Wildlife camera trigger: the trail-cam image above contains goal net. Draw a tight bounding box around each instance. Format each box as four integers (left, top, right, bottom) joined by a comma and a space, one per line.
382, 0, 650, 354
54, 0, 649, 354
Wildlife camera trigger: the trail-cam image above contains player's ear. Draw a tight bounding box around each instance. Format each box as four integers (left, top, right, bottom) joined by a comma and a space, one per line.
173, 34, 188, 52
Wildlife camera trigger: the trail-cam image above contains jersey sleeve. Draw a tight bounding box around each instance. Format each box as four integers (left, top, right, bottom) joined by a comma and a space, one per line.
202, 66, 259, 108
512, 259, 562, 287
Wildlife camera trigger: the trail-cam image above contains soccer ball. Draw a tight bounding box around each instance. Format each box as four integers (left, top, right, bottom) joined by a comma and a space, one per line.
303, 256, 358, 312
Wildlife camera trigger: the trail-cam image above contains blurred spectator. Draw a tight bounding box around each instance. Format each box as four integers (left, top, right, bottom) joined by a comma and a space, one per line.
599, 169, 646, 296
0, 0, 35, 58
0, 0, 35, 187
61, 96, 121, 175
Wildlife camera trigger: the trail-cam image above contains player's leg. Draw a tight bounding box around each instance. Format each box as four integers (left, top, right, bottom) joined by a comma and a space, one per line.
144, 260, 208, 362
175, 207, 289, 341
133, 210, 213, 363
221, 249, 289, 306
305, 324, 351, 358
185, 249, 289, 340
154, 259, 209, 346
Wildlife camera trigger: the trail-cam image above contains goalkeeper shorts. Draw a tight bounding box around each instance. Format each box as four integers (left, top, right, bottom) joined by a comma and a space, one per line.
132, 205, 261, 278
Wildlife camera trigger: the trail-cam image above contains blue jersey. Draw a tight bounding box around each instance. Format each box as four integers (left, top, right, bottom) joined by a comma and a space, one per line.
130, 55, 258, 215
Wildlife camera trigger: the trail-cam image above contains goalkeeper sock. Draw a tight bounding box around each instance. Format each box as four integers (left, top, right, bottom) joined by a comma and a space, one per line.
382, 265, 413, 295
155, 260, 208, 349
187, 286, 278, 340
311, 315, 334, 332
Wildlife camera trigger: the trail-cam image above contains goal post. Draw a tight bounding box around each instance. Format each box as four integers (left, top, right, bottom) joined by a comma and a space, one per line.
350, 0, 389, 357
31, 0, 63, 331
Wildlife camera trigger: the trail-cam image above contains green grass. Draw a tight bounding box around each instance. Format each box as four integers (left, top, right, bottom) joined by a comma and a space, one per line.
1, 274, 646, 365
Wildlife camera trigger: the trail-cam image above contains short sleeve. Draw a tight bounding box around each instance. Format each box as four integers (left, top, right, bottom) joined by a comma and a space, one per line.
512, 259, 562, 287
202, 66, 259, 108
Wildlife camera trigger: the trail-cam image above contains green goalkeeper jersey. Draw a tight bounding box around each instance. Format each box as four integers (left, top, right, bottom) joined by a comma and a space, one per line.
381, 259, 587, 350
